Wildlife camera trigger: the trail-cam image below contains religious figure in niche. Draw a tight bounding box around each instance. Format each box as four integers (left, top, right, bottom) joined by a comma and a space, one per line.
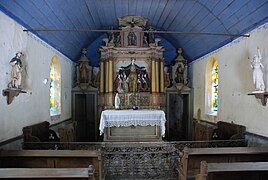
127, 59, 138, 92
121, 72, 128, 93
127, 32, 137, 46
115, 74, 123, 93
76, 48, 92, 90
143, 35, 148, 46
9, 52, 23, 89
175, 63, 185, 84
251, 47, 265, 92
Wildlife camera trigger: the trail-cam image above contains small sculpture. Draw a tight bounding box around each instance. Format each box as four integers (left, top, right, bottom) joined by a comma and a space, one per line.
251, 47, 265, 92
114, 93, 120, 110
127, 32, 137, 46
9, 52, 23, 89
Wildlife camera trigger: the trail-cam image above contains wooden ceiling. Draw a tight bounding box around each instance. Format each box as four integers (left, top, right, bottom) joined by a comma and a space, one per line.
0, 0, 267, 65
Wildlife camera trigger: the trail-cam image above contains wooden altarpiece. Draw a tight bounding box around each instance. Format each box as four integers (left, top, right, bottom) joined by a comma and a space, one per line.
99, 16, 165, 110
98, 16, 166, 141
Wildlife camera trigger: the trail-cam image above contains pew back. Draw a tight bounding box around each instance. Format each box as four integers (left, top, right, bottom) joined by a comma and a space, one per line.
0, 150, 102, 180
0, 167, 94, 179
179, 147, 268, 180
196, 161, 268, 180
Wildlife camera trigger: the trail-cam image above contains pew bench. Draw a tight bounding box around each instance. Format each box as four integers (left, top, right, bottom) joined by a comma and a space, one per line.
179, 146, 268, 180
0, 150, 102, 180
0, 166, 95, 179
195, 161, 268, 180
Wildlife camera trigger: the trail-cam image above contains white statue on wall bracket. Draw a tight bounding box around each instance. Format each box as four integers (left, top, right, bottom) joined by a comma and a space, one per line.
172, 48, 188, 91
251, 47, 265, 93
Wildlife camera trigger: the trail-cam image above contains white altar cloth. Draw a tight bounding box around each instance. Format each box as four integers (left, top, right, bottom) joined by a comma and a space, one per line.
99, 109, 166, 137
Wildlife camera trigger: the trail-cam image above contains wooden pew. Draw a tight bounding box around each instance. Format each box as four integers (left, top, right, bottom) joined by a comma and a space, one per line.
195, 161, 268, 180
58, 121, 77, 143
0, 150, 102, 180
0, 166, 95, 179
179, 146, 268, 180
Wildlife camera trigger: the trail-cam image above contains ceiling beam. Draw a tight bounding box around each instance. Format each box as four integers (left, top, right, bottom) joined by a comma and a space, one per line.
23, 29, 250, 37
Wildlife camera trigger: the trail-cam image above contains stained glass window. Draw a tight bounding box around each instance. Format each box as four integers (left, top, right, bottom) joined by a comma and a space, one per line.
211, 62, 218, 113
50, 56, 61, 116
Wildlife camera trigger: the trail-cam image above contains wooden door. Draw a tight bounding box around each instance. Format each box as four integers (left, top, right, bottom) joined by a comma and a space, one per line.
74, 93, 97, 142
166, 90, 192, 141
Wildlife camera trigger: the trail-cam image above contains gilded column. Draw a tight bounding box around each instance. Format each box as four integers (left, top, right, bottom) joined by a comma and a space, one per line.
160, 59, 165, 93
151, 58, 156, 92
155, 59, 159, 93
108, 58, 113, 92
100, 60, 104, 93
105, 60, 109, 93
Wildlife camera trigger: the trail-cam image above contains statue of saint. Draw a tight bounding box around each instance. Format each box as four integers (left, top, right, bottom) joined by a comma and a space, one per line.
114, 93, 120, 110
9, 52, 23, 89
251, 47, 265, 92
127, 32, 137, 46
128, 59, 138, 92
175, 63, 184, 84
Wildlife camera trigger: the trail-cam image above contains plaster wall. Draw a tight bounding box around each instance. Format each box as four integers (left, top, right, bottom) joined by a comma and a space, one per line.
189, 22, 268, 137
0, 12, 74, 142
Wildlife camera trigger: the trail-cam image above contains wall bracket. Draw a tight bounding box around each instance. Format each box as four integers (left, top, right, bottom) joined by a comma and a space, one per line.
2, 88, 26, 105
248, 92, 268, 106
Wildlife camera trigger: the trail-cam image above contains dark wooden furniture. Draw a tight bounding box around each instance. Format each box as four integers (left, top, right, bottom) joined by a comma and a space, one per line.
22, 121, 59, 142
195, 161, 268, 180
58, 121, 77, 142
0, 166, 95, 179
72, 88, 98, 142
179, 146, 268, 180
166, 88, 193, 141
212, 121, 246, 140
0, 150, 102, 180
193, 121, 216, 141
193, 121, 246, 141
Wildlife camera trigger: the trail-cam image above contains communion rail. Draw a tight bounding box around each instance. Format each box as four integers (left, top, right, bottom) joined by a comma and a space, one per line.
22, 140, 247, 180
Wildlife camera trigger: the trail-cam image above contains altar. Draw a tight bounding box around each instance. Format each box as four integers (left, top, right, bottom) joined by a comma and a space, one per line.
99, 109, 166, 141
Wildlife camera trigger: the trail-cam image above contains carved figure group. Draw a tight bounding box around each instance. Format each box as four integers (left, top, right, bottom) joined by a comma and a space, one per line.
114, 60, 150, 93
9, 52, 23, 89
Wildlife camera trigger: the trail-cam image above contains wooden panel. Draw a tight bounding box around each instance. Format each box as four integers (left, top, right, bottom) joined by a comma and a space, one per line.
104, 126, 161, 142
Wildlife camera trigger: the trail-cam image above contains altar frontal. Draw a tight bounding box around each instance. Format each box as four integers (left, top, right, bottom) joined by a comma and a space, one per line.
99, 109, 166, 141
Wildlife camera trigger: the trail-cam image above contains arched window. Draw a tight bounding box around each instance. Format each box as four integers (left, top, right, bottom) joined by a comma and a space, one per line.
50, 55, 61, 116
205, 57, 218, 115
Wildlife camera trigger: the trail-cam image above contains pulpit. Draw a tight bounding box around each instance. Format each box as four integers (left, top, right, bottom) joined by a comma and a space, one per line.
99, 109, 166, 141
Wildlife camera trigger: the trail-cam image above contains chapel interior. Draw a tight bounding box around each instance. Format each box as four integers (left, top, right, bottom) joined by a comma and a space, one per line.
0, 1, 268, 180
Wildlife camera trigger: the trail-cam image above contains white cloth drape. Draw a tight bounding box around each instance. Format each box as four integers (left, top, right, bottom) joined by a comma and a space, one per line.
99, 109, 166, 137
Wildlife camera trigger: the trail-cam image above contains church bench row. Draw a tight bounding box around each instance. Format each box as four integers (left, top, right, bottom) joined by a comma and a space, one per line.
195, 161, 268, 180
179, 146, 268, 180
0, 150, 102, 180
0, 167, 95, 179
